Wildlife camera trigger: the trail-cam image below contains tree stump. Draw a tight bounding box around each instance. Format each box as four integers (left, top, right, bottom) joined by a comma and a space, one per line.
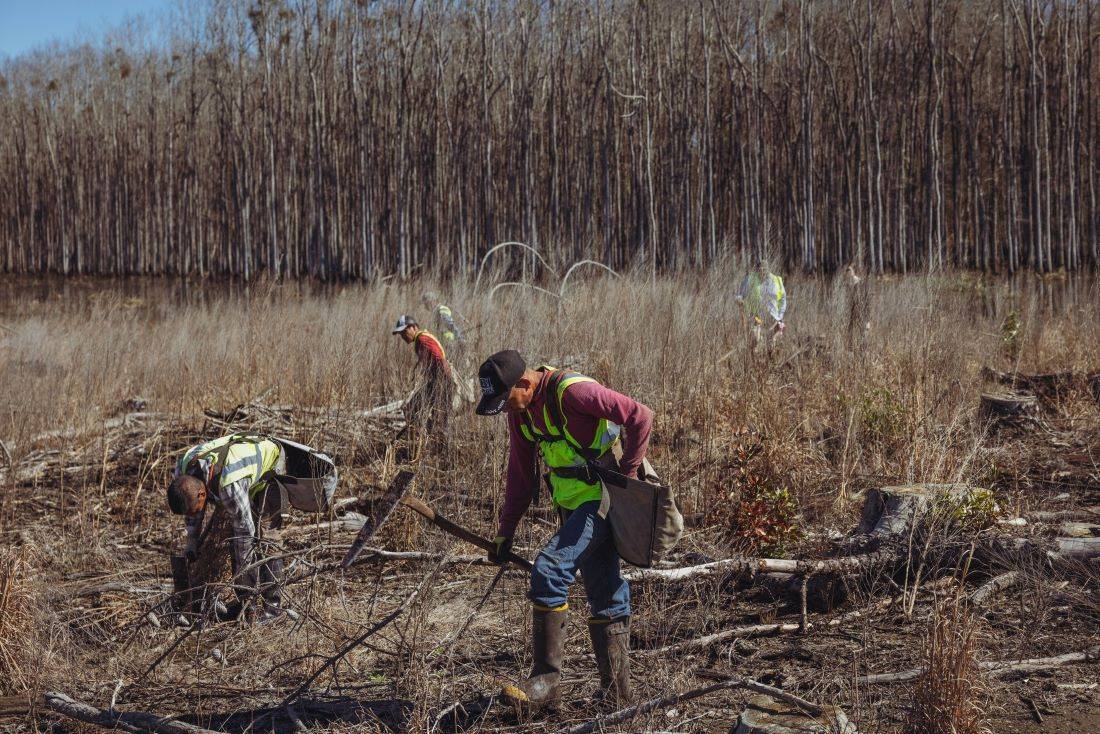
855, 484, 973, 542
979, 392, 1038, 427
732, 695, 857, 734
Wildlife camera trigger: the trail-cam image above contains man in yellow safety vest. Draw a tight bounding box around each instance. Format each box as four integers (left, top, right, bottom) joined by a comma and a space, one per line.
476, 350, 655, 708
736, 257, 787, 351
421, 292, 465, 346
167, 434, 287, 622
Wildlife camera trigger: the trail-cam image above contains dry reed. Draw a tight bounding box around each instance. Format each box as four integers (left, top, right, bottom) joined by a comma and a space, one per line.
905, 594, 990, 734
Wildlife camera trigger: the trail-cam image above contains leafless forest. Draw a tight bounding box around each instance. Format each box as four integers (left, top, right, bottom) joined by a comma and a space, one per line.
1, 0, 1099, 279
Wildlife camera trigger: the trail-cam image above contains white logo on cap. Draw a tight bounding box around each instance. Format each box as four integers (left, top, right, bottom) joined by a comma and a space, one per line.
480, 377, 495, 395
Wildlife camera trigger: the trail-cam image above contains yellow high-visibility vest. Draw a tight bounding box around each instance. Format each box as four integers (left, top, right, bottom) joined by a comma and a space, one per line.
177, 434, 282, 499
518, 368, 621, 509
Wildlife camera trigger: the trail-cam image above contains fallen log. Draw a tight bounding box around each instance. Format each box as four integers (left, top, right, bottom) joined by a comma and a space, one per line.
285, 512, 368, 536
628, 485, 974, 586
970, 571, 1019, 606
355, 399, 407, 418
43, 692, 223, 734
984, 646, 1100, 678
993, 536, 1100, 564
341, 547, 487, 566
49, 580, 172, 601
857, 645, 1100, 685
653, 622, 802, 654
554, 675, 824, 734
1028, 507, 1100, 522
1058, 522, 1100, 539
623, 550, 894, 584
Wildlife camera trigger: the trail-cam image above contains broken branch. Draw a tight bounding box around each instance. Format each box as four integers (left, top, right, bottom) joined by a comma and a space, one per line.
858, 645, 1100, 685
555, 675, 822, 734
43, 692, 223, 734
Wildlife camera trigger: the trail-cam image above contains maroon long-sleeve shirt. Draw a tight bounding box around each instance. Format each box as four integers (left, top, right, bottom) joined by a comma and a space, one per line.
497, 372, 653, 537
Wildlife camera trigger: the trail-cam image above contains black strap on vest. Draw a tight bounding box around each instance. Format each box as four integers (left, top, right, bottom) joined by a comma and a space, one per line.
520, 370, 600, 461
518, 370, 607, 503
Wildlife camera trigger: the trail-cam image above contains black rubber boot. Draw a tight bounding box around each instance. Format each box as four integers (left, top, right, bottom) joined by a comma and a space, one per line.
502, 606, 567, 708
588, 616, 633, 705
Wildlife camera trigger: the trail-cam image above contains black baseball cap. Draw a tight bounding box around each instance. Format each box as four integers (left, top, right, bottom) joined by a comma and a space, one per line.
476, 350, 527, 415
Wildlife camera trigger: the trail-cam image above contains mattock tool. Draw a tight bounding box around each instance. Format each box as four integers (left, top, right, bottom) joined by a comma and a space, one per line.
400, 496, 533, 571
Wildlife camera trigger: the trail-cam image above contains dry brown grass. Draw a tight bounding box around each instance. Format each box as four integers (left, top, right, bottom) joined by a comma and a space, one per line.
0, 269, 1097, 732
906, 594, 990, 734
0, 546, 68, 700
0, 548, 35, 695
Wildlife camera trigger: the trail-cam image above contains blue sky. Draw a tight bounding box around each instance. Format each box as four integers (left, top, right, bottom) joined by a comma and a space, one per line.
0, 0, 171, 58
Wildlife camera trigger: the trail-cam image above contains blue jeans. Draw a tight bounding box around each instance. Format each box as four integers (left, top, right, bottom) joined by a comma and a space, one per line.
529, 500, 631, 620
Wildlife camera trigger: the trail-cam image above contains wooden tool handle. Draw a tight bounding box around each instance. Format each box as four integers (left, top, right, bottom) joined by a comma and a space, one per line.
400, 495, 436, 521
400, 495, 533, 571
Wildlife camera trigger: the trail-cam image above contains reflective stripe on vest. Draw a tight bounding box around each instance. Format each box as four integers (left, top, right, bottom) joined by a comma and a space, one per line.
416, 330, 446, 361
181, 435, 282, 499
770, 273, 785, 313
518, 369, 621, 508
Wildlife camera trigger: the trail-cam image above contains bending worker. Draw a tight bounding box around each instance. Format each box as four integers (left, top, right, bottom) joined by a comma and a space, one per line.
736, 257, 787, 350
475, 350, 654, 707
422, 292, 465, 346
166, 434, 287, 622
393, 314, 455, 433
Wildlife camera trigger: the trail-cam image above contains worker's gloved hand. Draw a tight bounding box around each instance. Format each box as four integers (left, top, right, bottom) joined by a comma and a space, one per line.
488, 536, 513, 565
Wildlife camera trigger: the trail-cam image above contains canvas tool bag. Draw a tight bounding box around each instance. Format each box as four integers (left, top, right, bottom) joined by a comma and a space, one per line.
540, 371, 683, 568
592, 459, 683, 568
272, 438, 339, 513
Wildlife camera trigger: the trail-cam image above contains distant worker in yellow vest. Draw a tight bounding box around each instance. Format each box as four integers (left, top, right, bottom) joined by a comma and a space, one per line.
167, 434, 288, 623
736, 257, 787, 351
475, 350, 654, 708
422, 292, 465, 346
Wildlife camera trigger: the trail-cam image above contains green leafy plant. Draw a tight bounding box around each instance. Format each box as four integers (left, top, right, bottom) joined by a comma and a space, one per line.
717, 433, 801, 557
858, 386, 909, 446
942, 487, 1000, 530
